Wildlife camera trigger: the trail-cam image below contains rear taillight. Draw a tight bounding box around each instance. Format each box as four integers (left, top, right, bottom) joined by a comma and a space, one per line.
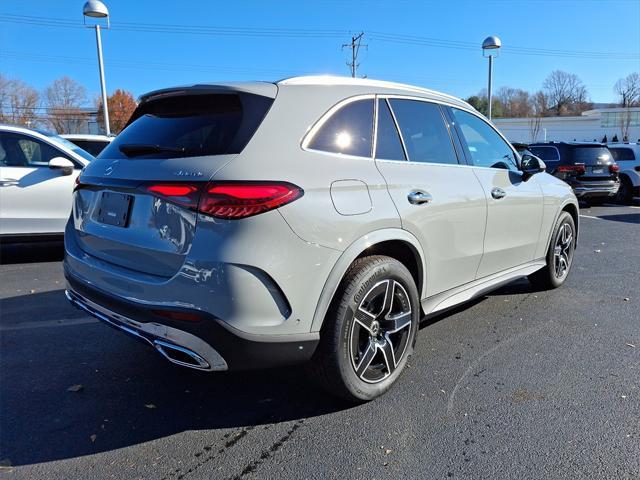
609, 164, 620, 173
145, 181, 303, 219
145, 184, 201, 209
199, 182, 304, 219
557, 164, 586, 175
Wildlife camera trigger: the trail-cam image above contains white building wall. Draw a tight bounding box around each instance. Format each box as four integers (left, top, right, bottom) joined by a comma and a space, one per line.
493, 108, 640, 144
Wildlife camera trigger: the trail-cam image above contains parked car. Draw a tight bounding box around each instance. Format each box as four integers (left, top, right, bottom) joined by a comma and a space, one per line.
64, 77, 578, 401
61, 134, 113, 157
528, 142, 619, 206
607, 142, 640, 204
0, 124, 94, 241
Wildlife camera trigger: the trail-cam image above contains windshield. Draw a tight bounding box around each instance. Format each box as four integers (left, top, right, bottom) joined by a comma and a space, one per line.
46, 134, 95, 162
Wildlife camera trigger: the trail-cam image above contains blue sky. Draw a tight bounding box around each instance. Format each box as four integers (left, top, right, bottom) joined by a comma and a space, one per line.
1, 0, 639, 105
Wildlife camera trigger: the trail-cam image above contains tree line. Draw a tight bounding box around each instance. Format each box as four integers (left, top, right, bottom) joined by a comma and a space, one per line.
0, 73, 136, 135
466, 70, 639, 118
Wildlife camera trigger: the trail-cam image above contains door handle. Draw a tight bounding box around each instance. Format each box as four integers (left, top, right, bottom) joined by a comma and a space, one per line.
0, 178, 19, 186
407, 190, 433, 205
491, 187, 506, 199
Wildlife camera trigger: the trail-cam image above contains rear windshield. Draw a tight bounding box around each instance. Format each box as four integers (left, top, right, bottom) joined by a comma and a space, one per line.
99, 92, 273, 159
572, 147, 612, 164
609, 147, 636, 161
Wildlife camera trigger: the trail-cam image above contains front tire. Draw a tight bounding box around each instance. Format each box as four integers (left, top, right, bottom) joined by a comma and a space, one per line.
528, 211, 576, 289
310, 255, 419, 402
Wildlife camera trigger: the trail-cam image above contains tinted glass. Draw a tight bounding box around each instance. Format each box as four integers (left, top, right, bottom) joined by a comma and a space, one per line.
608, 147, 635, 161
573, 147, 612, 165
0, 132, 68, 167
47, 135, 95, 162
308, 99, 374, 157
530, 146, 560, 161
71, 140, 109, 157
452, 108, 518, 170
375, 99, 406, 161
101, 93, 273, 159
389, 99, 458, 165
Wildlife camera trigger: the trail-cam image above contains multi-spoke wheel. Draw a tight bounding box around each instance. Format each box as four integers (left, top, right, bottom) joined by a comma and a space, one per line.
529, 211, 576, 289
310, 255, 419, 402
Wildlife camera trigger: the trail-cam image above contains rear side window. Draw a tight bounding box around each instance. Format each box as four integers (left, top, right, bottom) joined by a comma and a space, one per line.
609, 147, 636, 161
530, 146, 560, 161
375, 99, 406, 161
451, 108, 518, 170
100, 93, 273, 159
389, 99, 458, 165
307, 99, 374, 157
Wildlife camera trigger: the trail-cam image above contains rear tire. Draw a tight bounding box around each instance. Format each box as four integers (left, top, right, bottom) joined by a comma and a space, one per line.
310, 255, 419, 402
528, 211, 576, 290
615, 176, 633, 205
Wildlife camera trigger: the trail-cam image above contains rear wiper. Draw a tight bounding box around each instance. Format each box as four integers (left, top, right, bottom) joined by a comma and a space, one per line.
118, 144, 187, 157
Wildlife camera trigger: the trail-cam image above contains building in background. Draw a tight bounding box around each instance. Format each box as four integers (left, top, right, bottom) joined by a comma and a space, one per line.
494, 106, 640, 144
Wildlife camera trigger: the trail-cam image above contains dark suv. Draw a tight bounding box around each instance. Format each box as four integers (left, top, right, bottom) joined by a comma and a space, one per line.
529, 142, 620, 205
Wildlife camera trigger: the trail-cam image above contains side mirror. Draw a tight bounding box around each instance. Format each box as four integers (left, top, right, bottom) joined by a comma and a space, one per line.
48, 157, 75, 176
520, 154, 546, 181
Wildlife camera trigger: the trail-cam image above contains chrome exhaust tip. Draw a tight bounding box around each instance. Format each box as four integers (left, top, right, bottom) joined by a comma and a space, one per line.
153, 339, 211, 370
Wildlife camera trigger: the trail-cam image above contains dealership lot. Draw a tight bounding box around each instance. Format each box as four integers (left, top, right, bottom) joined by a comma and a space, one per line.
1, 204, 638, 480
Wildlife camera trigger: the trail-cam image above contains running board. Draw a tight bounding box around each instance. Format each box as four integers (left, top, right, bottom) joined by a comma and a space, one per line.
421, 259, 546, 315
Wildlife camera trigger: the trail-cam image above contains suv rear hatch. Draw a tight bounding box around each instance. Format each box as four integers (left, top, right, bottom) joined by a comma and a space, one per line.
72, 84, 276, 277
569, 145, 618, 179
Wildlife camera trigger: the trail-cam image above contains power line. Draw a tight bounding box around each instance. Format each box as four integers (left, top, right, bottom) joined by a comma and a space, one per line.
342, 32, 367, 78
0, 13, 637, 60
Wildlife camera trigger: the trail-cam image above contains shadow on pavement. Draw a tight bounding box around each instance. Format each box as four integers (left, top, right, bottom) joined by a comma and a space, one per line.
596, 213, 640, 224
0, 289, 352, 467
0, 241, 64, 265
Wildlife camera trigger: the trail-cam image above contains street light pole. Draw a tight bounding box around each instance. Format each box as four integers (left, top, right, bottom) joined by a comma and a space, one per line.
94, 24, 110, 136
83, 0, 111, 136
482, 35, 501, 121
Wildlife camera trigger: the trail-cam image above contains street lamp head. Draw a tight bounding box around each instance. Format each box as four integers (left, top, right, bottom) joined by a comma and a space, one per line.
482, 35, 502, 51
83, 0, 109, 18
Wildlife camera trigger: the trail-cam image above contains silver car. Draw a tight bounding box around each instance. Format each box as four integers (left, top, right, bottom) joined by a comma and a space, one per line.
64, 77, 579, 401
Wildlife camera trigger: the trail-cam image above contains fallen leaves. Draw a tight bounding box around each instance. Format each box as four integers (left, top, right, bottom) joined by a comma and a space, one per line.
145, 404, 157, 409
67, 384, 84, 393
90, 434, 97, 443
626, 343, 636, 348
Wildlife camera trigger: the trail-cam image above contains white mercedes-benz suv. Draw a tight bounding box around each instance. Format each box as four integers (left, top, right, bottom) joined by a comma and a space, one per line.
64, 77, 579, 401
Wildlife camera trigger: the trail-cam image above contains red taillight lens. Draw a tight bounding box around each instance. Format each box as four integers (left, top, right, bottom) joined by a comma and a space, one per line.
557, 164, 586, 175
198, 182, 304, 219
609, 164, 620, 173
146, 184, 201, 209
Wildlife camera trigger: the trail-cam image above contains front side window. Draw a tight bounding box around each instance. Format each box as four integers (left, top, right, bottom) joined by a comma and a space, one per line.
530, 146, 560, 162
307, 99, 374, 157
389, 99, 458, 165
375, 99, 406, 161
452, 108, 518, 171
0, 132, 68, 167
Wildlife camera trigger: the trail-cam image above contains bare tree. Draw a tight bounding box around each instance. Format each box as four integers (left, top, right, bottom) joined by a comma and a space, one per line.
529, 116, 542, 143
542, 70, 590, 115
45, 76, 88, 134
0, 75, 40, 126
614, 72, 640, 107
496, 87, 533, 117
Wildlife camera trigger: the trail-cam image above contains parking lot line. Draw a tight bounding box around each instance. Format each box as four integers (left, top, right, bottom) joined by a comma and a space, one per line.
579, 214, 601, 219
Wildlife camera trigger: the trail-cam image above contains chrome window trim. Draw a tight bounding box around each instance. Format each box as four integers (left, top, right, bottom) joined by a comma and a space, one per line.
301, 94, 376, 159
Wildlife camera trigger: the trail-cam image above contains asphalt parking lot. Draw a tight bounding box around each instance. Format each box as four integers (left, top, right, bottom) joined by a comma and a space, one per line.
1, 203, 638, 480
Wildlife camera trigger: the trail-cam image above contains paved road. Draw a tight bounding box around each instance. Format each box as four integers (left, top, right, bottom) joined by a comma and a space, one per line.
1, 204, 638, 479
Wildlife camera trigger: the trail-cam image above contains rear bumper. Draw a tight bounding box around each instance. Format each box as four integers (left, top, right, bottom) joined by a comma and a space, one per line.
569, 180, 620, 198
64, 270, 319, 371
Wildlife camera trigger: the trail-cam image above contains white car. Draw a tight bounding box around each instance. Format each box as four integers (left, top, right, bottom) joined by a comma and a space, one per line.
608, 143, 640, 204
0, 124, 94, 241
61, 134, 113, 157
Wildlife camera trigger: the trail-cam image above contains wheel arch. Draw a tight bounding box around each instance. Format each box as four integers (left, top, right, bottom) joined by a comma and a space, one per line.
561, 201, 579, 245
310, 229, 426, 332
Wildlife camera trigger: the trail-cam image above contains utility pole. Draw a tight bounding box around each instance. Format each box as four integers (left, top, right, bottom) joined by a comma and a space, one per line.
342, 32, 366, 78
